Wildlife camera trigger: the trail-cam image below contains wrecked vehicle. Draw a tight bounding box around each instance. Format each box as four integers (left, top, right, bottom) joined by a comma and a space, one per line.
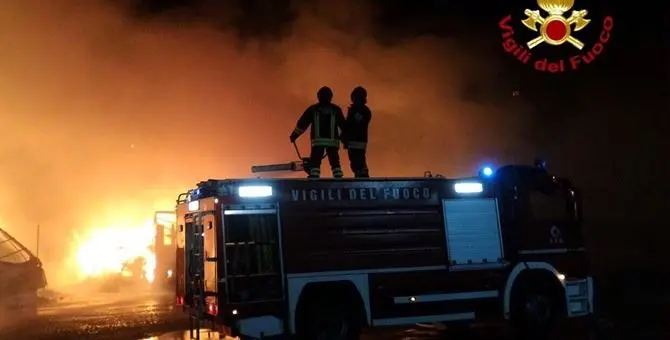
0, 228, 47, 325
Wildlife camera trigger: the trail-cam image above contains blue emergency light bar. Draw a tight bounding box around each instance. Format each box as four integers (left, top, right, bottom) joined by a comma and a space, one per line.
481, 166, 494, 177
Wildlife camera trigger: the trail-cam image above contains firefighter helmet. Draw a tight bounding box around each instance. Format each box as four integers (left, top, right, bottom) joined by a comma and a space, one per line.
351, 86, 367, 104
317, 86, 333, 103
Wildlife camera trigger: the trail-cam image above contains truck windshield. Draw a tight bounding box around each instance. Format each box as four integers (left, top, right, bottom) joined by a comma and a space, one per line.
224, 212, 282, 303
529, 189, 571, 222
0, 229, 31, 264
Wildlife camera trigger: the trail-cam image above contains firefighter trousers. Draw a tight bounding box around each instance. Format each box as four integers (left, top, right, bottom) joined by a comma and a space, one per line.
308, 146, 343, 178
348, 148, 369, 178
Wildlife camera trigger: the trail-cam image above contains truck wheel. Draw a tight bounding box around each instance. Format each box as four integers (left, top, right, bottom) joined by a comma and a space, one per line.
510, 279, 562, 340
301, 301, 360, 340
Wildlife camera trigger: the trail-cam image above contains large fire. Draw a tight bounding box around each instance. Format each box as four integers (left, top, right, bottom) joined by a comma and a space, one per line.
73, 218, 156, 283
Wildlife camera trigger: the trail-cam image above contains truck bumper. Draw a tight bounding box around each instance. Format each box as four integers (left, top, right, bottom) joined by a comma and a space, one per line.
564, 276, 594, 317
232, 315, 284, 339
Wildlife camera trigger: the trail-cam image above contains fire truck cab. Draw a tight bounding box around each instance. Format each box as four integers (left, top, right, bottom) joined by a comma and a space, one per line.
175, 163, 593, 339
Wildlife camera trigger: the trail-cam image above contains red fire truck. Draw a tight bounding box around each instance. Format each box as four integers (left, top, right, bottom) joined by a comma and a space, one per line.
175, 163, 593, 339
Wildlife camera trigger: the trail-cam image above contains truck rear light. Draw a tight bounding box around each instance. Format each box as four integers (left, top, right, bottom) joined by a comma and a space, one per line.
207, 303, 218, 315
176, 296, 184, 305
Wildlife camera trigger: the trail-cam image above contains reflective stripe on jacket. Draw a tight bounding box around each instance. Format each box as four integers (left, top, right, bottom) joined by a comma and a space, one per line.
294, 102, 346, 144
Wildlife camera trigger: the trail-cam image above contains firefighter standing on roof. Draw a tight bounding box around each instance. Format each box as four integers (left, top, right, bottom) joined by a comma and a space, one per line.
343, 86, 372, 178
290, 86, 346, 178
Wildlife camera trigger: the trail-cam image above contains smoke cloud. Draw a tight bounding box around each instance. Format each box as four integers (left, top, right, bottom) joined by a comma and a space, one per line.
0, 0, 532, 285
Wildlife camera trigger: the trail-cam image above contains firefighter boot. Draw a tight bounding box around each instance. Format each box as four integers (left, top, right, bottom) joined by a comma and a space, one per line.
325, 147, 343, 178
355, 167, 369, 178
332, 166, 343, 178
308, 167, 320, 179
348, 148, 369, 178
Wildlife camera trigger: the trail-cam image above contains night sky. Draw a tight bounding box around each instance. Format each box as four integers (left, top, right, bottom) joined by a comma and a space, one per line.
124, 0, 670, 266
0, 0, 666, 279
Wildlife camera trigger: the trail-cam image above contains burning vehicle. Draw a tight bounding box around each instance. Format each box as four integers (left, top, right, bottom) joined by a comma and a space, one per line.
71, 210, 176, 291
73, 217, 157, 289
0, 227, 47, 325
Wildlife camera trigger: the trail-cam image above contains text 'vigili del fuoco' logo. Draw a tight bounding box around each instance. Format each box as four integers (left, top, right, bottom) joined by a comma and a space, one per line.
499, 0, 614, 73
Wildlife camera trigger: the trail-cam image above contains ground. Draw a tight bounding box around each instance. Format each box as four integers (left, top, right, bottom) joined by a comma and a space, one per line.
0, 289, 596, 340
0, 269, 667, 340
0, 289, 188, 340
0, 288, 571, 340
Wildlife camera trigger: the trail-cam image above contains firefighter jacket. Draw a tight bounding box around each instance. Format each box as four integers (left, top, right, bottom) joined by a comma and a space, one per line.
343, 104, 372, 150
292, 103, 346, 148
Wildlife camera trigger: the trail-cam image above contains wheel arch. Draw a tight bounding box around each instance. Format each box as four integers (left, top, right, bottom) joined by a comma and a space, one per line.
287, 274, 371, 334
503, 262, 565, 319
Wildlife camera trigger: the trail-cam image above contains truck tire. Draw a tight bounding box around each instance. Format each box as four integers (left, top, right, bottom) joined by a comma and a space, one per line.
299, 300, 360, 340
510, 277, 563, 340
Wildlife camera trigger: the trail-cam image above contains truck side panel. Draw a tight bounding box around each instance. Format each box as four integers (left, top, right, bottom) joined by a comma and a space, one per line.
279, 179, 450, 274
282, 208, 445, 273
368, 269, 504, 322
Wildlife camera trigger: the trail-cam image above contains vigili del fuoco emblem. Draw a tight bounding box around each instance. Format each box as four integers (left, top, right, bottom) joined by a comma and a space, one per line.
498, 0, 614, 73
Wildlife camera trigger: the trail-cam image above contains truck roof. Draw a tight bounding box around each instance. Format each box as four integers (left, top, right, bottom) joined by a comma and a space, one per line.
182, 175, 491, 204
191, 164, 541, 189
178, 164, 563, 204
203, 176, 463, 184
195, 176, 477, 191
